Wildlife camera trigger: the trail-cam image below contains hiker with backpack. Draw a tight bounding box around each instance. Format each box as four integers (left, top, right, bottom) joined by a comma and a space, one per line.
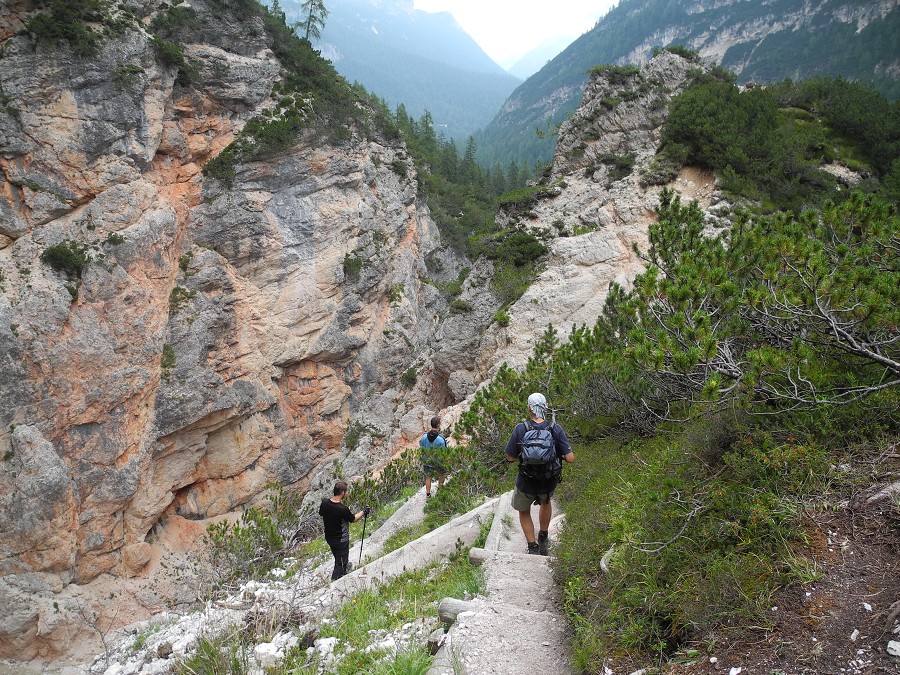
319, 480, 370, 580
505, 392, 575, 555
420, 416, 447, 498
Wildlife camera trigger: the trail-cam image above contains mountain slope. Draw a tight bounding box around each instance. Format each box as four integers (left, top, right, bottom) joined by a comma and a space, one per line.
476, 0, 900, 169
277, 0, 521, 140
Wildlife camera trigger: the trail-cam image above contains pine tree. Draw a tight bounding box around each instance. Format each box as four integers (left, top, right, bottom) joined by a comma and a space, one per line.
296, 0, 329, 42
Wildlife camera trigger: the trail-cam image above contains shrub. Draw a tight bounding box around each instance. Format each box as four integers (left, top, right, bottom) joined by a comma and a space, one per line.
160, 344, 176, 381
389, 159, 407, 177
659, 44, 701, 62
41, 241, 91, 277
168, 286, 196, 315
343, 254, 363, 282
199, 485, 305, 590
150, 37, 201, 85
26, 0, 114, 57
202, 146, 238, 185
388, 283, 404, 303
450, 299, 473, 313
175, 633, 249, 675
599, 152, 635, 182
113, 64, 144, 87
178, 252, 193, 273
400, 367, 417, 387
588, 64, 641, 85
490, 260, 541, 306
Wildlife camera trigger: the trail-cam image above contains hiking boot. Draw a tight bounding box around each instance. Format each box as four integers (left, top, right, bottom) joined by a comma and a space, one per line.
527, 541, 540, 554
538, 531, 549, 556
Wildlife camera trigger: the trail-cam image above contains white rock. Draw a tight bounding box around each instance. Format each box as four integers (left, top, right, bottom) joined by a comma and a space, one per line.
729, 668, 742, 675
314, 636, 339, 657
253, 642, 281, 668
887, 640, 900, 656
863, 602, 873, 611
850, 629, 860, 642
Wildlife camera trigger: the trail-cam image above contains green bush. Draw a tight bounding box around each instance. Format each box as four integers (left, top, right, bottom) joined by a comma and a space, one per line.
26, 0, 115, 57
599, 152, 635, 182
474, 231, 547, 268
150, 5, 203, 39
160, 344, 176, 382
342, 254, 363, 282
113, 64, 144, 87
151, 37, 201, 85
400, 367, 417, 387
41, 241, 91, 277
657, 45, 701, 62
450, 299, 473, 313
659, 76, 899, 209
490, 260, 541, 307
389, 159, 407, 177
168, 286, 196, 315
588, 64, 641, 84
202, 147, 238, 185
199, 485, 305, 590
388, 283, 404, 303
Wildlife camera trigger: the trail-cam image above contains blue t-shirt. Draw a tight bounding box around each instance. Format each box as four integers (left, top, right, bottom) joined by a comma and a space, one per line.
420, 430, 446, 450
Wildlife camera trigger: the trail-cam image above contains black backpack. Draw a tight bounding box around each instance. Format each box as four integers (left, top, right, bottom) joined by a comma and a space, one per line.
518, 420, 562, 481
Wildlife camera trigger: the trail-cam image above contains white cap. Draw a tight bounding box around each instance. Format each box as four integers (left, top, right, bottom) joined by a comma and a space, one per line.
527, 392, 547, 417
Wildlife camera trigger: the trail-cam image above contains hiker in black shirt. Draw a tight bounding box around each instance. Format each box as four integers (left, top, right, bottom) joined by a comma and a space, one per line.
319, 480, 369, 580
504, 392, 575, 555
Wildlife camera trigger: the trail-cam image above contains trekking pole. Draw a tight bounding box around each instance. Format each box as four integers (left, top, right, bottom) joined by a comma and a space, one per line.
358, 509, 369, 566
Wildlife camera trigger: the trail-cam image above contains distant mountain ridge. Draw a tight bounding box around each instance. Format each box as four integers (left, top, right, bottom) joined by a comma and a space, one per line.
275, 0, 521, 140
507, 36, 575, 80
476, 0, 900, 170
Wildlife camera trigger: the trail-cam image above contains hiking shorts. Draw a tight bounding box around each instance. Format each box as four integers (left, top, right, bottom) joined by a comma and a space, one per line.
422, 460, 445, 478
511, 484, 556, 511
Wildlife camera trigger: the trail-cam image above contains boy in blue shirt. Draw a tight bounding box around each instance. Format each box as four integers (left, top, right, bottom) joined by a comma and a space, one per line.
420, 416, 447, 498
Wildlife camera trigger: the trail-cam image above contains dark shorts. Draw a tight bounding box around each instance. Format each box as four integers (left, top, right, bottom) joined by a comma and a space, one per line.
423, 460, 445, 477
511, 483, 557, 511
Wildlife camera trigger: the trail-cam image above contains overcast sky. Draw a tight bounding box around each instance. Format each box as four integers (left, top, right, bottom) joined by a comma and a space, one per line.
412, 0, 619, 68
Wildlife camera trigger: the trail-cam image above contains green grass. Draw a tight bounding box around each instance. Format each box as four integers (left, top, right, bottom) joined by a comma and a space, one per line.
554, 421, 835, 667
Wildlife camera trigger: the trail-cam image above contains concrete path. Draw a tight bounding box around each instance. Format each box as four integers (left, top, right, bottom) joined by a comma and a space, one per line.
427, 491, 573, 675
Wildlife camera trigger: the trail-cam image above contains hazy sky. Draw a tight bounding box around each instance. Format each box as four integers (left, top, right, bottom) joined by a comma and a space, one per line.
412, 0, 619, 68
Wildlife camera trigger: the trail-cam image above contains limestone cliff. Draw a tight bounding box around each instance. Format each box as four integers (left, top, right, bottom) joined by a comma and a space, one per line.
0, 0, 473, 659
461, 52, 720, 378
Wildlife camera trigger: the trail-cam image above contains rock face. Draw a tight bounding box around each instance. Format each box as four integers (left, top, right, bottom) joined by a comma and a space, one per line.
468, 52, 720, 375
0, 0, 471, 660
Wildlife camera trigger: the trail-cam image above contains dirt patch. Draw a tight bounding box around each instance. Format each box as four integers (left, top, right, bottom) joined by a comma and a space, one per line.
671, 167, 717, 208
666, 461, 900, 674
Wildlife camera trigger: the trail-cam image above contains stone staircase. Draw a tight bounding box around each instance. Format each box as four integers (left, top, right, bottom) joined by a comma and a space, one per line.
427, 491, 573, 675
